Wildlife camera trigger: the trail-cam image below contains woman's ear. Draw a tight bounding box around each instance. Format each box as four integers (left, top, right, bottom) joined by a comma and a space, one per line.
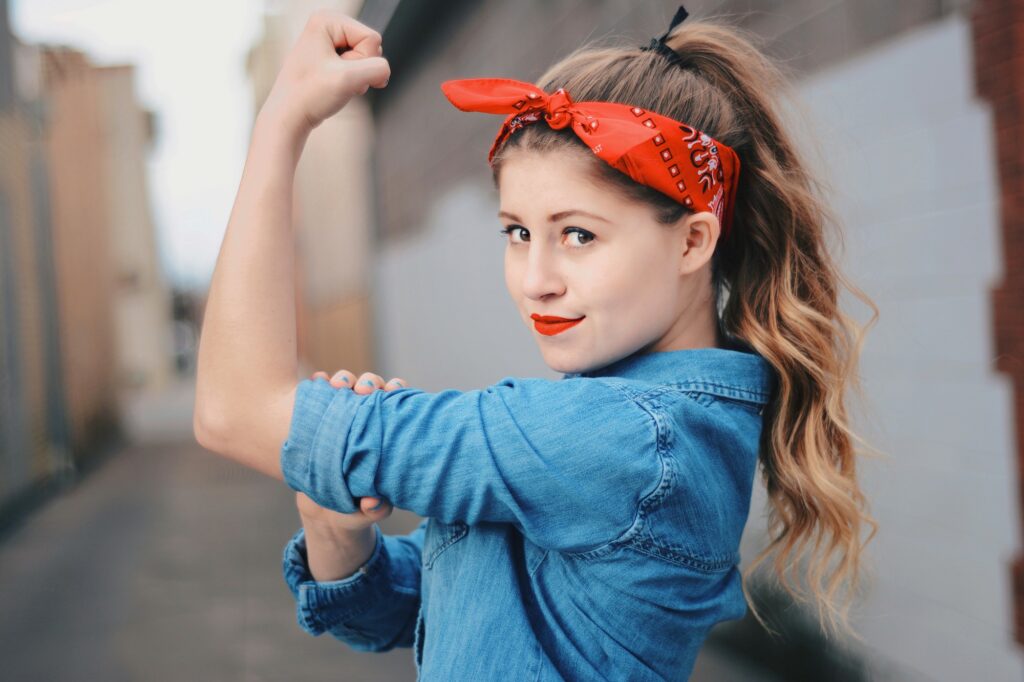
679, 211, 720, 273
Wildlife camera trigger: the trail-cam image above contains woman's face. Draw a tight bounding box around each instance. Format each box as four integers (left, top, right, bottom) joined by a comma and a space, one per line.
498, 150, 721, 375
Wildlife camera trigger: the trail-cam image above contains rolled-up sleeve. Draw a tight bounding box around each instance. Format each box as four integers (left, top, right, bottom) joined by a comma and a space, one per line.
282, 519, 426, 651
280, 375, 662, 552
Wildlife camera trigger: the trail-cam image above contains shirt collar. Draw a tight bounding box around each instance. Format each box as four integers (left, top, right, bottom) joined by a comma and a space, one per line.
562, 344, 777, 402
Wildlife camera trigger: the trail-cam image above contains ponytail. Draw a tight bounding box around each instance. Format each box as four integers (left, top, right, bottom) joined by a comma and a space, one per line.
660, 19, 881, 642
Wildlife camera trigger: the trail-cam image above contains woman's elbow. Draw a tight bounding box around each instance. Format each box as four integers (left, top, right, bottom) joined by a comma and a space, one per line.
193, 402, 228, 453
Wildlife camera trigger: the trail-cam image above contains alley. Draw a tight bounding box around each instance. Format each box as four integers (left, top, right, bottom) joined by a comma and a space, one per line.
0, 378, 418, 681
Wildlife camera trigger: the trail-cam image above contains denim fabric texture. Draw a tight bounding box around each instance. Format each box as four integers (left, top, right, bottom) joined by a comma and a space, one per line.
280, 343, 777, 681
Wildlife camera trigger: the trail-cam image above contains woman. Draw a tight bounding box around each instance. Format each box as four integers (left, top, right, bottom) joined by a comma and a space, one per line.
194, 5, 878, 680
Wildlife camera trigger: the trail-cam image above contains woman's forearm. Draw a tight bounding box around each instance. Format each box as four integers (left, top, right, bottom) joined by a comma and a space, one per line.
303, 522, 377, 582
194, 106, 309, 476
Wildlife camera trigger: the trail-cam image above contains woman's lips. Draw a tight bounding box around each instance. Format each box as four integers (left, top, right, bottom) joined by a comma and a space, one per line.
530, 314, 585, 336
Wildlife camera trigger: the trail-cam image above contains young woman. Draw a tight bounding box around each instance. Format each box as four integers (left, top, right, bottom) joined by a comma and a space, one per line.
194, 5, 878, 680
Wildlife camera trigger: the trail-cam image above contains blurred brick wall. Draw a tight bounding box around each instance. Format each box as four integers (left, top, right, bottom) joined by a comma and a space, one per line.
972, 0, 1024, 647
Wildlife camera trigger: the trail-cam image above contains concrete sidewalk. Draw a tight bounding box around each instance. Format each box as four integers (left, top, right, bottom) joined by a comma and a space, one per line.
0, 377, 774, 681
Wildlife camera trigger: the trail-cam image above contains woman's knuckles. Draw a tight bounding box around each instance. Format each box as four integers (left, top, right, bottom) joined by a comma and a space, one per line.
329, 369, 355, 387
355, 372, 384, 392
315, 369, 404, 393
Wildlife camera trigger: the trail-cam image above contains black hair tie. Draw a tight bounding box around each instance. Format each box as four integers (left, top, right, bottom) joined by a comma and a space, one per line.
639, 5, 689, 68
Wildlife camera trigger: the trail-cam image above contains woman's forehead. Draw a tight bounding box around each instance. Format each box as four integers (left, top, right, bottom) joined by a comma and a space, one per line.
498, 154, 627, 215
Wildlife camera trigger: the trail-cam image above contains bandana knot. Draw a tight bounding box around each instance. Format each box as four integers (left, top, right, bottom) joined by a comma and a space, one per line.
538, 88, 574, 129
440, 77, 741, 241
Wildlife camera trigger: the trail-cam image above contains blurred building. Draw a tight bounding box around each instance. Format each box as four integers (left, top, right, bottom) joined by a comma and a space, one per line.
93, 64, 174, 395
32, 45, 121, 462
34, 44, 173, 424
0, 0, 172, 525
0, 6, 74, 524
0, 1, 73, 525
246, 0, 376, 379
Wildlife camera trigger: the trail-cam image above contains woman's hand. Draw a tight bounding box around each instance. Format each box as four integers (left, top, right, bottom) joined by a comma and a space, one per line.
294, 369, 408, 533
260, 8, 390, 138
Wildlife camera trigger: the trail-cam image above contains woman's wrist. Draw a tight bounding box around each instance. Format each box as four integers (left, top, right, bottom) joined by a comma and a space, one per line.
252, 98, 311, 167
302, 521, 377, 582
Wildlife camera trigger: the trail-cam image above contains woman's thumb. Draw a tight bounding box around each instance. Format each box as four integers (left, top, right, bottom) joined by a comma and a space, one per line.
336, 56, 390, 89
360, 496, 390, 514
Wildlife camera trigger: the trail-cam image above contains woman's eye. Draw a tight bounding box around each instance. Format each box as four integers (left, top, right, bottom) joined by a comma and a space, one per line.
564, 227, 595, 247
498, 226, 594, 247
499, 226, 529, 243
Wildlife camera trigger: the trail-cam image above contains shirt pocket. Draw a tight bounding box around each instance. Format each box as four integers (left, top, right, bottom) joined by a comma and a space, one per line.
423, 518, 469, 570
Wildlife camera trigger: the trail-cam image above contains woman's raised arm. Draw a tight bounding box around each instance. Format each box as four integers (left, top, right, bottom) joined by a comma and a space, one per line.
193, 10, 389, 479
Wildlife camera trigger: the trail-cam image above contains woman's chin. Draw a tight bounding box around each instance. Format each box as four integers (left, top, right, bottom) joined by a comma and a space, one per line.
537, 347, 588, 376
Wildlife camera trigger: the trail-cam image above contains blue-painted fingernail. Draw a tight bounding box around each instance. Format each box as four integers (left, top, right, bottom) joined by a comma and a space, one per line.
340, 376, 349, 383
370, 500, 383, 510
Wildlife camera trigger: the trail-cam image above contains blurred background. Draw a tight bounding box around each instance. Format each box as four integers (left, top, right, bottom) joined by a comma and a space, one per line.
0, 0, 1020, 680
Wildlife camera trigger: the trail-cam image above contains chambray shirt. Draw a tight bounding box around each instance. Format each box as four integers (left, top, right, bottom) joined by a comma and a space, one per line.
280, 344, 776, 681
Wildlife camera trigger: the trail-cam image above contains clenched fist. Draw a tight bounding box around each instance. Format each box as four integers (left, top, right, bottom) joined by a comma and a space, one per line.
260, 8, 390, 138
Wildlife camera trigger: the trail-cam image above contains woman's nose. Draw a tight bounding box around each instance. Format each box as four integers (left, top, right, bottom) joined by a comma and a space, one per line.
520, 248, 565, 300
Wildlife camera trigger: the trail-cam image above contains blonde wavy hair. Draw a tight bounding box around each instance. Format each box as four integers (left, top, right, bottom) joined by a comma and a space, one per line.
490, 15, 882, 643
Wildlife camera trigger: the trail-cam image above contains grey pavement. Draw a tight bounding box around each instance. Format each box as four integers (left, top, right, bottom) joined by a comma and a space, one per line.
0, 376, 772, 681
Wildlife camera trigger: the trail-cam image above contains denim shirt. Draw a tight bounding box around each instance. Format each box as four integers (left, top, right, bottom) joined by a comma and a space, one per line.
280, 345, 776, 681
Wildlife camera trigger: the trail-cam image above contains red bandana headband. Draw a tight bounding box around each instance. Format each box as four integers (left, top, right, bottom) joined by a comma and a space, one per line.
439, 77, 741, 240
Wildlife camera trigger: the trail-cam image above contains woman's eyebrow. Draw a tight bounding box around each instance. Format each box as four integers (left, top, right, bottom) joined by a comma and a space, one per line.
498, 209, 611, 224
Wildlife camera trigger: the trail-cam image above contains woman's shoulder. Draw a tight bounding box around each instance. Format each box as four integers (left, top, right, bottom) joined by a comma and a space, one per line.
486, 373, 654, 422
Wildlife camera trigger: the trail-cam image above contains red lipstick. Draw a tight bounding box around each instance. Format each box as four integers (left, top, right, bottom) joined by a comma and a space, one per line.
531, 313, 585, 336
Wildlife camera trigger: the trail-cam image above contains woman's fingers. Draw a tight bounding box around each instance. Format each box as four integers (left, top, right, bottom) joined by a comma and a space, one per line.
330, 369, 356, 388
313, 10, 389, 89
264, 8, 389, 138
359, 496, 393, 515
354, 372, 385, 394
314, 369, 406, 393
309, 369, 354, 387
312, 8, 382, 58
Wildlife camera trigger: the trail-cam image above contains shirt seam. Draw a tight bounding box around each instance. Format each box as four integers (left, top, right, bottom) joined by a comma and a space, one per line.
635, 381, 770, 404
562, 380, 670, 557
